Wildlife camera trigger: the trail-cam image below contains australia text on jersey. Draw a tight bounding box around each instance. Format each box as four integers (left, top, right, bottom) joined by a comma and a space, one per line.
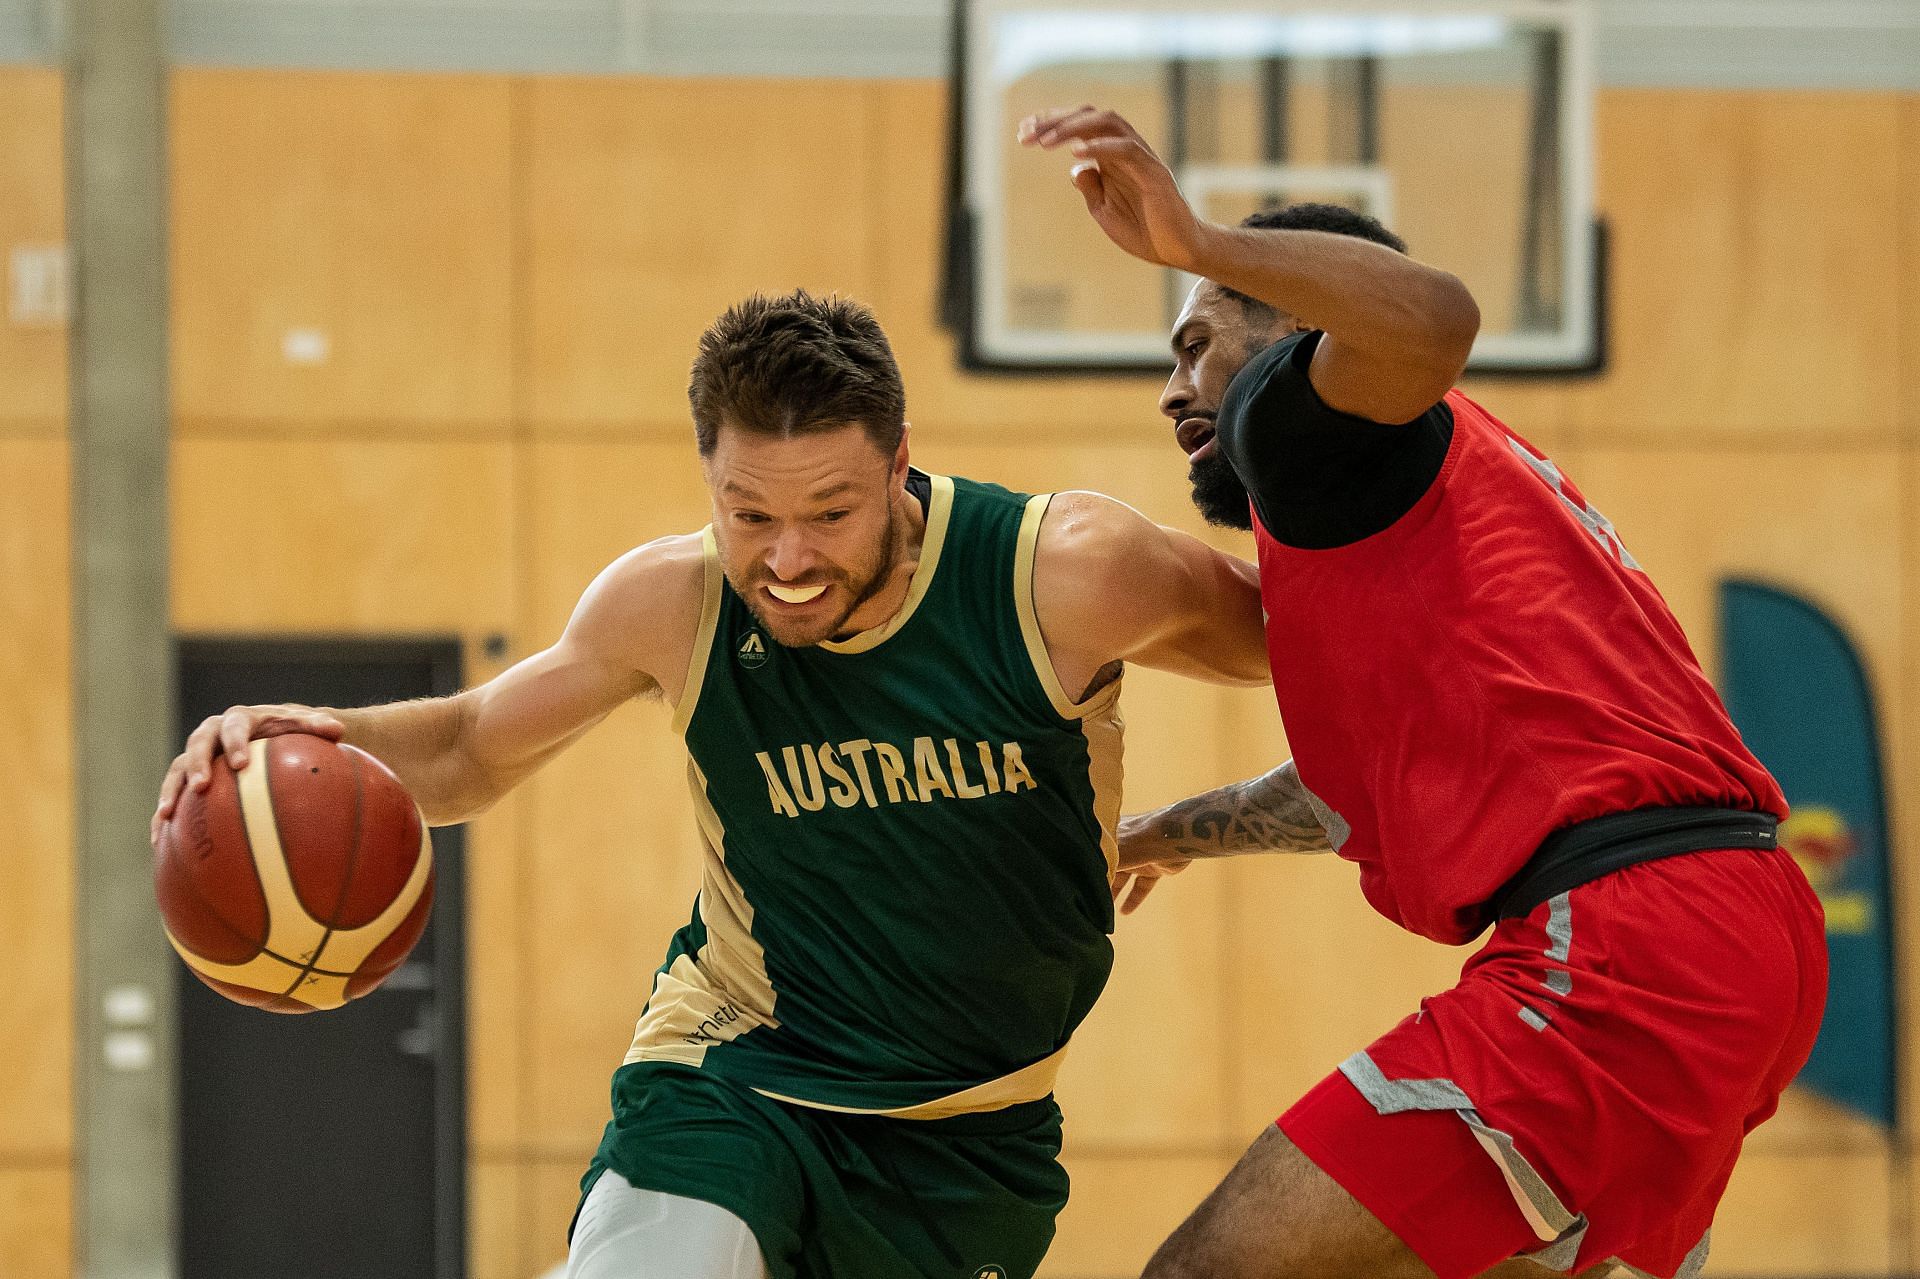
754, 737, 1039, 817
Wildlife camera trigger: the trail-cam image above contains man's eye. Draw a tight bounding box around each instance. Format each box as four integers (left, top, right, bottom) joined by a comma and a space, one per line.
1186, 341, 1206, 359
735, 512, 770, 525
819, 510, 850, 524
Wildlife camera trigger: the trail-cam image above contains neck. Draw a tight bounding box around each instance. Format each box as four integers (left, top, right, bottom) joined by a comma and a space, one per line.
832, 482, 927, 639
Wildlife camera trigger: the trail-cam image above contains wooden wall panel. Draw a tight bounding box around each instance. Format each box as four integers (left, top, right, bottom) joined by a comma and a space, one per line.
871, 80, 1167, 438
1043, 1153, 1236, 1278
1570, 92, 1903, 445
524, 1158, 585, 1279
467, 795, 525, 1157
1904, 99, 1920, 443
468, 1156, 520, 1279
0, 441, 71, 1157
170, 437, 516, 632
1712, 1150, 1897, 1275
170, 71, 514, 428
520, 440, 712, 1148
0, 68, 66, 430
520, 79, 880, 429
0, 1168, 70, 1278
1567, 448, 1903, 715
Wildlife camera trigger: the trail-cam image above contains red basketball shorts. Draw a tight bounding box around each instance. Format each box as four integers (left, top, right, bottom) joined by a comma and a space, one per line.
1278, 847, 1827, 1279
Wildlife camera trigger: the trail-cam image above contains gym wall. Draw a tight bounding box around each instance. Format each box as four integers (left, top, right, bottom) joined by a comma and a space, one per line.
1, 68, 1914, 1278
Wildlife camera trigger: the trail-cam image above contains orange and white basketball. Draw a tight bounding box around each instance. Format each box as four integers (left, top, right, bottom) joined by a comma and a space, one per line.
154, 733, 435, 1013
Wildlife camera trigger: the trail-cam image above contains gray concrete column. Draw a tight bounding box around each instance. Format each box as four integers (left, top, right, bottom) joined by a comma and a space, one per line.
65, 0, 174, 1274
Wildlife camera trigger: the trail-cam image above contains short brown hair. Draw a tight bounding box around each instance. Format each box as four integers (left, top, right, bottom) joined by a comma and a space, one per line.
688, 290, 906, 456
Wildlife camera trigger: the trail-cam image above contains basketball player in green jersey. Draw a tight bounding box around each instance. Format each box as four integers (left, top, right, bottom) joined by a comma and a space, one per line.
153, 290, 1272, 1279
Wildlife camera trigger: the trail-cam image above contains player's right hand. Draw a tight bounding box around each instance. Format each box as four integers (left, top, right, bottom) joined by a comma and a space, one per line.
152, 704, 346, 846
1017, 105, 1205, 272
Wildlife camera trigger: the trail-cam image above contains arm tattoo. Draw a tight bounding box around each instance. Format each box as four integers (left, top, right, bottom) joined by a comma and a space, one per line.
1132, 760, 1332, 859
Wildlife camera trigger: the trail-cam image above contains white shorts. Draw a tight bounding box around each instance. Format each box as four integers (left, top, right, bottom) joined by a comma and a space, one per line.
565, 1170, 768, 1279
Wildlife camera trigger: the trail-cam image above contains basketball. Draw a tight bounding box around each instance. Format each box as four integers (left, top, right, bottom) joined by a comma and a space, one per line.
154, 733, 434, 1014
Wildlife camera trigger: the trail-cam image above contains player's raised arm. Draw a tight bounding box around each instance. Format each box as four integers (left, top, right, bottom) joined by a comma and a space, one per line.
153, 534, 704, 835
1031, 490, 1268, 693
1019, 105, 1479, 425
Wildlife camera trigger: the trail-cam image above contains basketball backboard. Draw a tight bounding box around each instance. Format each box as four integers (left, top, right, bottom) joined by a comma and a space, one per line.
945, 0, 1601, 374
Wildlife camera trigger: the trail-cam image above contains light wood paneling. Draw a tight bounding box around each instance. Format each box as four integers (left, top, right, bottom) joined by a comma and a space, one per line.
520, 440, 712, 1148
170, 70, 514, 427
524, 1158, 586, 1279
0, 441, 72, 1157
1042, 1153, 1236, 1277
521, 79, 880, 429
1711, 1150, 1897, 1275
0, 1167, 71, 1278
1903, 99, 1920, 444
0, 69, 66, 428
1571, 91, 1903, 445
170, 437, 516, 632
467, 794, 525, 1156
870, 80, 1168, 438
1567, 448, 1902, 717
469, 1157, 520, 1279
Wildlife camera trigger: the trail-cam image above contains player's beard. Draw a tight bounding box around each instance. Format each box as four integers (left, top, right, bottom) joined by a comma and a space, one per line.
1189, 448, 1254, 531
735, 514, 900, 648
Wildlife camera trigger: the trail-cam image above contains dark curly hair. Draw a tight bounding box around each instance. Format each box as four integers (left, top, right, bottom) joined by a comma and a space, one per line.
689, 290, 906, 457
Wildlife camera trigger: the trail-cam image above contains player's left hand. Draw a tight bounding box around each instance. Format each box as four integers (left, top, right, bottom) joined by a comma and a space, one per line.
1017, 106, 1205, 271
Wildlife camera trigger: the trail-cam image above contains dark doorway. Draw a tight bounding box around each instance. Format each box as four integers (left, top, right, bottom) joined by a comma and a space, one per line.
174, 638, 467, 1279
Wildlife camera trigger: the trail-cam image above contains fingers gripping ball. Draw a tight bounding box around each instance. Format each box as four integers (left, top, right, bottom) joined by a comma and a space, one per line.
154, 734, 434, 1013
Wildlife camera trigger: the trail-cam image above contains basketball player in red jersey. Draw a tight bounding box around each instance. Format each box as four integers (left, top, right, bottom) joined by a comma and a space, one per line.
1022, 107, 1828, 1279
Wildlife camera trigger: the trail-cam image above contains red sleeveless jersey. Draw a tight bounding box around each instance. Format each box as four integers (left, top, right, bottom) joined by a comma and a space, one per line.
1253, 389, 1786, 943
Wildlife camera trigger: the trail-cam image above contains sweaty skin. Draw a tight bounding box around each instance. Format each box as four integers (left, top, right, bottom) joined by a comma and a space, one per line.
151, 425, 1270, 905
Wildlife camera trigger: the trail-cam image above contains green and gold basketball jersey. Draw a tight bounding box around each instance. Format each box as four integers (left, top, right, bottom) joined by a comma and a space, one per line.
622, 471, 1124, 1116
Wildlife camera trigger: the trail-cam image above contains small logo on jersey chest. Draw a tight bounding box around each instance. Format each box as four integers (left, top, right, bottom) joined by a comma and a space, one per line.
737, 630, 769, 669
971, 1267, 1007, 1279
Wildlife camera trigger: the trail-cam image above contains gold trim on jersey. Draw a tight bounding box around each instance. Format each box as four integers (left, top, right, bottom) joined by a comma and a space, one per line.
1014, 492, 1125, 873
751, 1041, 1070, 1121
668, 527, 726, 736
819, 473, 955, 655
625, 758, 780, 1068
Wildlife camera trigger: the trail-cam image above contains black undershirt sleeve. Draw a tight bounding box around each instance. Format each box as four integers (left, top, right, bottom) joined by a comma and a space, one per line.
1213, 330, 1454, 550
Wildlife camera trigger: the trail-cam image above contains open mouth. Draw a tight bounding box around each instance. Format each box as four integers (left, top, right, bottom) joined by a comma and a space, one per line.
1176, 415, 1218, 460
765, 583, 829, 605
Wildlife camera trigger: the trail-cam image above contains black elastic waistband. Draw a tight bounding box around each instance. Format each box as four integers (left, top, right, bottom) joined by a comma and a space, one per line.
1493, 806, 1780, 922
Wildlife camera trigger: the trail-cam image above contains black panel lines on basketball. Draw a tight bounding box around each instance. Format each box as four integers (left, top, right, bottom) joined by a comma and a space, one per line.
164, 855, 327, 971
295, 740, 366, 994
163, 816, 273, 961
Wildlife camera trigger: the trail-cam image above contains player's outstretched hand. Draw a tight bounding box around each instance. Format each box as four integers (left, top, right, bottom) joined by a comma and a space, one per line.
152, 703, 346, 847
1017, 105, 1205, 271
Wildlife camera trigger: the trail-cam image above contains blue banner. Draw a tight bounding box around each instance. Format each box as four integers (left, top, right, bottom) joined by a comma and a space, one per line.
1719, 579, 1896, 1128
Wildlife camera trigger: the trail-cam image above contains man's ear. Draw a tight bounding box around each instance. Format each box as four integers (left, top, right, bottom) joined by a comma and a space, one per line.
892, 425, 911, 483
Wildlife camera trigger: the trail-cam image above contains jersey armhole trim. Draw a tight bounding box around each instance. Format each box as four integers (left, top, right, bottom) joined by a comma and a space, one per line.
668, 527, 726, 736
1014, 492, 1121, 721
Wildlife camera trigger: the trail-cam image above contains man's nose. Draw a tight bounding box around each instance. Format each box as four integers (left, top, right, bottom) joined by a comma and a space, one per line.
765, 527, 819, 581
1160, 370, 1192, 420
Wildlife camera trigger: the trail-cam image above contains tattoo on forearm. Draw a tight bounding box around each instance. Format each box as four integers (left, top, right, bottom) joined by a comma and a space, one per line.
1138, 761, 1332, 859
